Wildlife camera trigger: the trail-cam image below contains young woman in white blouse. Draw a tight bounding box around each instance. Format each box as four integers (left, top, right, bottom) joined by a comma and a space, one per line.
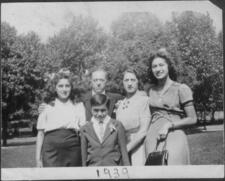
36, 72, 86, 167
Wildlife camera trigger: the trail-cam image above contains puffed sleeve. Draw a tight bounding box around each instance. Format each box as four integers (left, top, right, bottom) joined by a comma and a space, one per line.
36, 109, 47, 131
179, 84, 193, 106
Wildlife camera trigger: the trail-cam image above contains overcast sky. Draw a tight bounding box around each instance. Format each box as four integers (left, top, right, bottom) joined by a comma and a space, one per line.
1, 1, 222, 43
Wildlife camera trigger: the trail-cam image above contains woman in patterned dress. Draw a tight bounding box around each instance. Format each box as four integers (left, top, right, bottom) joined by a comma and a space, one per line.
144, 49, 197, 165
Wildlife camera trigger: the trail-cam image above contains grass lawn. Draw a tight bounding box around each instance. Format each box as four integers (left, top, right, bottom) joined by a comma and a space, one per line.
1, 130, 224, 168
188, 131, 224, 165
2, 145, 35, 168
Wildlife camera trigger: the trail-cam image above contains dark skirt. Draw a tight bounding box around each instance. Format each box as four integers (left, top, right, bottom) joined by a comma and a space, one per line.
42, 129, 81, 167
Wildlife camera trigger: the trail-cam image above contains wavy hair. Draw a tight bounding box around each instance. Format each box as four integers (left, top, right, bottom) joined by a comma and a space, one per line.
42, 72, 76, 104
122, 67, 143, 90
148, 48, 177, 84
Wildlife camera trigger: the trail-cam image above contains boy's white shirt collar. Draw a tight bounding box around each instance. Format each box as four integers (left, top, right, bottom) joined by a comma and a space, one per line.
91, 115, 111, 143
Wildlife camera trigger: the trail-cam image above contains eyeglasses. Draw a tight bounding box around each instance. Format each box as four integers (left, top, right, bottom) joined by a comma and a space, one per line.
93, 108, 107, 113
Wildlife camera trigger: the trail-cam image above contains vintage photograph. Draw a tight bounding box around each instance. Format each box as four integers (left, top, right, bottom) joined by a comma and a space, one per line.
1, 0, 224, 179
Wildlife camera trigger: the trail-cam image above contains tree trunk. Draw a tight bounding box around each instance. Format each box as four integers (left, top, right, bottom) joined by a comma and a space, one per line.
2, 113, 8, 146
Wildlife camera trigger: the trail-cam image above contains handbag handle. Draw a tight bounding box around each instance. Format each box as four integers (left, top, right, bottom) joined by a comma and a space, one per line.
154, 138, 167, 152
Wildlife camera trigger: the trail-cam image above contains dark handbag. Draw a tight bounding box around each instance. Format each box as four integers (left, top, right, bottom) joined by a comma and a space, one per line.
145, 139, 168, 165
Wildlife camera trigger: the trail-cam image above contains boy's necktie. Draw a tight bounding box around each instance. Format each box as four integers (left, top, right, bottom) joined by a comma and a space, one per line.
99, 121, 104, 142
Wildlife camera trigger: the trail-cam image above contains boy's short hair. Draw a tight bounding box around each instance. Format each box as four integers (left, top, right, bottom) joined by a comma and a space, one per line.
90, 94, 110, 109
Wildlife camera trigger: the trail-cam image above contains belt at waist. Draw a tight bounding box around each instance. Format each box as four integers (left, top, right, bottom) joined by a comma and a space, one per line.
45, 128, 79, 137
150, 112, 180, 124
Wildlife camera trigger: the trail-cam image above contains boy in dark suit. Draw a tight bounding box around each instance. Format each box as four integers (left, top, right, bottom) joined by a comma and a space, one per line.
80, 94, 130, 166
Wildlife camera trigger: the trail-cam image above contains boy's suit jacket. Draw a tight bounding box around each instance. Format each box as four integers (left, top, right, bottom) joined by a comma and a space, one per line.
80, 119, 130, 166
81, 91, 123, 122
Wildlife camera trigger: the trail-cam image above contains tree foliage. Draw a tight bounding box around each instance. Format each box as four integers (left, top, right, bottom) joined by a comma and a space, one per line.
46, 16, 108, 92
2, 23, 47, 122
108, 12, 166, 91
165, 11, 223, 110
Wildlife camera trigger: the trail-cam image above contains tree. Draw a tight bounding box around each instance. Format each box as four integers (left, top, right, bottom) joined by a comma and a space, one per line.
1, 22, 18, 145
108, 12, 165, 91
165, 11, 223, 111
46, 15, 108, 92
1, 22, 47, 145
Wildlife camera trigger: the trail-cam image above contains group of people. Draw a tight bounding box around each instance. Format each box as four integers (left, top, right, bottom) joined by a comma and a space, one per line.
36, 49, 197, 167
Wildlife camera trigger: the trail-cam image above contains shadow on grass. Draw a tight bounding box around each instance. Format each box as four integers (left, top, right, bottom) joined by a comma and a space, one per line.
185, 124, 223, 135
185, 126, 206, 135
2, 141, 36, 147
2, 134, 36, 147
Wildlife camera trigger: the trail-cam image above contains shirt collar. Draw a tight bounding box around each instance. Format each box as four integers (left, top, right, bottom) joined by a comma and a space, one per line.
91, 115, 110, 125
55, 98, 72, 106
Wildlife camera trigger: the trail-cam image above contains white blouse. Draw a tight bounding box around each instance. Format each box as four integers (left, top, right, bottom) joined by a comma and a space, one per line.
37, 99, 86, 132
